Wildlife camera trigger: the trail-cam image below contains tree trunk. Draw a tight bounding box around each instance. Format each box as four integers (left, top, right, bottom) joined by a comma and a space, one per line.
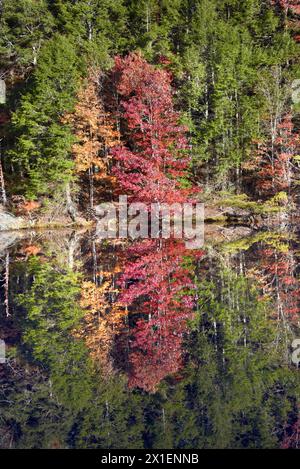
89, 166, 94, 209
65, 182, 77, 222
4, 253, 10, 317
0, 140, 7, 205
68, 232, 77, 270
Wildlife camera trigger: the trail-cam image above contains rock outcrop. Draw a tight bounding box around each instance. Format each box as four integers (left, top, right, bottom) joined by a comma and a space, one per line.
0, 206, 24, 231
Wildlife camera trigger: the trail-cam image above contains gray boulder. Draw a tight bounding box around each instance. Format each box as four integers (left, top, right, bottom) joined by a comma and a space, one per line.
0, 206, 24, 231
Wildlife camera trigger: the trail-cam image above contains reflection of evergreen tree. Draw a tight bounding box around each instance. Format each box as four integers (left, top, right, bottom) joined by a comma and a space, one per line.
17, 257, 93, 410
0, 256, 94, 447
0, 361, 75, 449
0, 255, 145, 449
1, 252, 299, 449
73, 376, 145, 449
147, 268, 300, 448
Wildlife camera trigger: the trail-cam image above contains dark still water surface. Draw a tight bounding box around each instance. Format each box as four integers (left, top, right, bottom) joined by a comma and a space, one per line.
0, 225, 299, 449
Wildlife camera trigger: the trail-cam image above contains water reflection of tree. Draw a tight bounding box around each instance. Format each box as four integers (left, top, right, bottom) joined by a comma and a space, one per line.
1, 233, 300, 448
0, 244, 144, 449
115, 238, 201, 392
148, 266, 300, 449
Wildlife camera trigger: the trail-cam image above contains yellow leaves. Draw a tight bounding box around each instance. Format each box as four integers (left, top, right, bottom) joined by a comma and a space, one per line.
76, 264, 125, 375
72, 142, 102, 172
80, 280, 111, 314
64, 68, 120, 175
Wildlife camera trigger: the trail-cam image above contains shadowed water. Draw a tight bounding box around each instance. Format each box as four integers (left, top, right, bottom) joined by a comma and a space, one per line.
0, 224, 299, 449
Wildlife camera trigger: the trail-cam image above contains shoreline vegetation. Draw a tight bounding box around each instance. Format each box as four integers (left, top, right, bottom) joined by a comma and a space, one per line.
0, 1, 299, 235
1, 1, 300, 450
0, 192, 296, 233
0, 216, 295, 262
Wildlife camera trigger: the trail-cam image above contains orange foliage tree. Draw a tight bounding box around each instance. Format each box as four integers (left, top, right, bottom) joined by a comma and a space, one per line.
65, 68, 119, 208
76, 249, 126, 376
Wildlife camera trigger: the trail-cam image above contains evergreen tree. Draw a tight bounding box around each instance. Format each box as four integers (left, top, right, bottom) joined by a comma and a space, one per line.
50, 0, 128, 64
8, 34, 80, 199
0, 0, 54, 75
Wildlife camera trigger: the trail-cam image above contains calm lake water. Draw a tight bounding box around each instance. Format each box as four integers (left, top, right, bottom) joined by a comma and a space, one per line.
0, 224, 299, 449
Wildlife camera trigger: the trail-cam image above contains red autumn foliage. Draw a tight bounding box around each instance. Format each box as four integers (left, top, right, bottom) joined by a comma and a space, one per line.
281, 414, 300, 448
251, 245, 300, 325
68, 54, 204, 389
270, 1, 300, 42
23, 245, 41, 256
117, 239, 200, 392
106, 53, 203, 391
271, 0, 300, 15
110, 52, 199, 205
254, 114, 300, 196
13, 197, 41, 216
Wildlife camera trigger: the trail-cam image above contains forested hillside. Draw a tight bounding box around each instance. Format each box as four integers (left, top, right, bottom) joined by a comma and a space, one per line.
0, 0, 299, 224
1, 1, 300, 451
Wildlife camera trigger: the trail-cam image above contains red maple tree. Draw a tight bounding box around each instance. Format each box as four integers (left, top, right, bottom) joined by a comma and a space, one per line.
110, 52, 198, 205
254, 114, 300, 196
102, 53, 203, 391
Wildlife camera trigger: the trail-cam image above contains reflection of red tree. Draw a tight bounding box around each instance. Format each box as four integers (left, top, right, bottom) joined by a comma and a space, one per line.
249, 245, 300, 325
262, 249, 300, 323
281, 413, 300, 448
255, 115, 300, 196
118, 239, 201, 392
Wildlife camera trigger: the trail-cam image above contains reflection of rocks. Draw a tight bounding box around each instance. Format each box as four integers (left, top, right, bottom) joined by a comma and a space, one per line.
224, 207, 250, 217
205, 203, 292, 229
0, 223, 255, 256
205, 224, 253, 244
0, 231, 28, 255
204, 206, 227, 221
223, 207, 264, 227
205, 205, 264, 228
224, 207, 253, 222
0, 204, 92, 232
0, 227, 90, 261
220, 226, 253, 240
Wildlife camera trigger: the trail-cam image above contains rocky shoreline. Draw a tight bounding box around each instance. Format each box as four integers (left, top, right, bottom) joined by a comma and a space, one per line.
0, 202, 294, 233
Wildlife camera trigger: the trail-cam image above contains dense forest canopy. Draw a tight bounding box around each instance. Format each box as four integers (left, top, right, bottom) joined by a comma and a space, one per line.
1, 0, 300, 451
1, 230, 300, 449
0, 0, 299, 213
